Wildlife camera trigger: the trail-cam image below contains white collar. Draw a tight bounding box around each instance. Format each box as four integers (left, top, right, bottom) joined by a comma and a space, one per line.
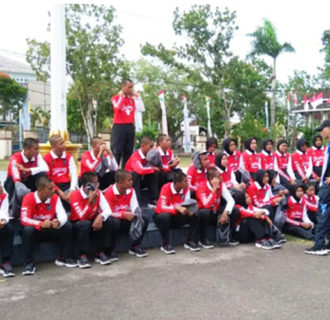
290, 196, 302, 204
261, 150, 272, 156
21, 151, 35, 163
80, 187, 89, 199
171, 182, 184, 194
138, 149, 146, 160
254, 181, 268, 190
158, 146, 167, 156
34, 191, 51, 204
276, 150, 287, 157
245, 150, 255, 155
296, 150, 304, 155
207, 181, 214, 192
50, 150, 66, 159
113, 184, 131, 195
90, 150, 97, 160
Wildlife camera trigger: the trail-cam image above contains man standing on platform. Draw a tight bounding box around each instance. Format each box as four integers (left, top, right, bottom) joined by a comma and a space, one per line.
111, 79, 136, 168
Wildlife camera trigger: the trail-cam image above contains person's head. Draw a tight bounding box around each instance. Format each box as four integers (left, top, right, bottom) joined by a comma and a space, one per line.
200, 153, 210, 169
256, 169, 269, 187
316, 119, 330, 140
305, 183, 316, 197
81, 172, 99, 195
23, 138, 39, 159
0, 182, 3, 194
222, 137, 237, 155
267, 170, 277, 187
157, 134, 171, 150
115, 169, 133, 191
121, 78, 134, 96
245, 137, 257, 153
262, 138, 273, 153
207, 167, 221, 183
173, 170, 187, 190
49, 134, 65, 156
215, 153, 227, 171
291, 184, 304, 201
91, 137, 105, 155
313, 134, 323, 149
234, 190, 248, 208
206, 137, 218, 154
36, 175, 55, 200
296, 138, 309, 153
277, 139, 288, 154
140, 137, 154, 155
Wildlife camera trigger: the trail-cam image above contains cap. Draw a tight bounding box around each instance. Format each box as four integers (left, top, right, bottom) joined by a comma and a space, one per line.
316, 119, 330, 131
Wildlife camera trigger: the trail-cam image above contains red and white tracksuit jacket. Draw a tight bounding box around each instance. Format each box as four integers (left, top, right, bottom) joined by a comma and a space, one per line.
247, 181, 280, 208
307, 146, 325, 178
125, 149, 155, 175
274, 151, 293, 181
259, 150, 277, 170
7, 151, 49, 183
285, 196, 313, 227
289, 150, 313, 179
0, 193, 9, 223
20, 192, 67, 230
240, 150, 260, 174
224, 150, 241, 173
157, 147, 174, 172
104, 184, 139, 220
208, 152, 216, 167
216, 167, 238, 189
235, 204, 268, 227
303, 194, 318, 213
196, 180, 234, 213
111, 95, 136, 124
155, 182, 190, 215
69, 188, 111, 221
43, 150, 78, 191
186, 165, 208, 191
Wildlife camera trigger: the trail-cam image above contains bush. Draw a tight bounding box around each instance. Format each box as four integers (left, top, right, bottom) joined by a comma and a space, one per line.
135, 124, 160, 149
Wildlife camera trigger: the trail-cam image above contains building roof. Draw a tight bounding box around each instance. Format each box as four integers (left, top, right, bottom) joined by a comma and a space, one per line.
291, 99, 330, 113
0, 55, 33, 75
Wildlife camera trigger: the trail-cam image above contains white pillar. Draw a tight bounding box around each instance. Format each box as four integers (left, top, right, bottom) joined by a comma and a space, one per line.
50, 4, 67, 138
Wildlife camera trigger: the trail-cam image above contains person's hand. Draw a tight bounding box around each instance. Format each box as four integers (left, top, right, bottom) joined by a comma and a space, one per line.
265, 216, 273, 226
325, 177, 330, 185
211, 177, 220, 191
219, 211, 229, 224
170, 157, 180, 168
240, 183, 246, 190
57, 189, 67, 201
0, 219, 6, 228
124, 211, 135, 221
41, 219, 52, 229
88, 190, 99, 205
15, 163, 30, 173
290, 179, 296, 185
176, 206, 188, 215
302, 176, 309, 183
186, 210, 194, 217
273, 197, 283, 205
152, 166, 160, 172
254, 210, 264, 219
97, 144, 106, 158
92, 215, 103, 231
315, 176, 321, 183
105, 147, 114, 158
279, 189, 289, 196
301, 222, 312, 229
51, 219, 60, 229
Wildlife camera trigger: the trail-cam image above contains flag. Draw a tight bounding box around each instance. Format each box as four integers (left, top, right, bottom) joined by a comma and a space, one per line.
205, 96, 212, 137
20, 101, 31, 130
287, 93, 291, 111
182, 93, 191, 153
293, 90, 298, 107
265, 100, 269, 129
326, 95, 330, 104
303, 94, 309, 111
310, 92, 324, 109
134, 91, 145, 133
158, 89, 168, 135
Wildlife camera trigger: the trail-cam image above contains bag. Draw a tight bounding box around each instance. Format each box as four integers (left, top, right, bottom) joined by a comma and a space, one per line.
216, 219, 231, 245
129, 207, 145, 241
181, 198, 198, 215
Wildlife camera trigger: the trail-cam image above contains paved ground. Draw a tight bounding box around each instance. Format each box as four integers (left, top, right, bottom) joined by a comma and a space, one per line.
1, 241, 329, 320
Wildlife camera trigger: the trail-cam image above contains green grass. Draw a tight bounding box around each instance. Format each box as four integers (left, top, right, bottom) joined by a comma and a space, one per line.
0, 160, 8, 171
285, 234, 314, 245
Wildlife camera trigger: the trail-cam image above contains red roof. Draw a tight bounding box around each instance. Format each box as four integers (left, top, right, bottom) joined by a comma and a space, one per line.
0, 71, 10, 79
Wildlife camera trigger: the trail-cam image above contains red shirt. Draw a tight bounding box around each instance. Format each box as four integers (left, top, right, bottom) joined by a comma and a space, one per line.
111, 95, 136, 124
241, 150, 260, 174
290, 150, 312, 178
224, 150, 241, 172
208, 152, 216, 166
285, 196, 311, 226
247, 181, 278, 208
217, 167, 235, 189
104, 184, 139, 220
20, 192, 67, 231
307, 146, 325, 167
157, 147, 174, 172
125, 149, 154, 175
235, 204, 267, 226
274, 151, 291, 181
196, 180, 222, 211
79, 150, 101, 178
303, 194, 318, 213
186, 165, 208, 191
259, 151, 275, 170
155, 182, 190, 215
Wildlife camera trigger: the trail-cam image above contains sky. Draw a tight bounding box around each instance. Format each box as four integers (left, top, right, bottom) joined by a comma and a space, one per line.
0, 0, 329, 83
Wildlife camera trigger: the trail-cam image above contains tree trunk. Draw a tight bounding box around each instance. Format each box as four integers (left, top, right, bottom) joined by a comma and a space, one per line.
270, 58, 277, 127
221, 89, 232, 137
78, 98, 96, 148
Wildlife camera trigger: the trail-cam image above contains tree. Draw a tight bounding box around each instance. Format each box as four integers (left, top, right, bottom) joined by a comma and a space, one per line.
26, 4, 128, 142
322, 30, 330, 79
0, 74, 27, 121
248, 19, 295, 127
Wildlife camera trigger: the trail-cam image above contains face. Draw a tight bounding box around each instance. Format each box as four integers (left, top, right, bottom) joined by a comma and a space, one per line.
262, 172, 269, 185
315, 137, 323, 147
93, 139, 105, 154
122, 81, 134, 96
200, 154, 210, 169
208, 143, 217, 154
250, 139, 257, 151
176, 177, 188, 190
141, 142, 154, 154
306, 186, 315, 196
39, 182, 55, 199
54, 138, 66, 155
160, 136, 171, 150
25, 143, 40, 159
300, 143, 308, 152
119, 175, 133, 190
266, 142, 273, 152
279, 143, 288, 154
245, 194, 252, 205
229, 141, 236, 153
221, 155, 228, 168
83, 176, 99, 196
296, 187, 304, 199
321, 127, 330, 140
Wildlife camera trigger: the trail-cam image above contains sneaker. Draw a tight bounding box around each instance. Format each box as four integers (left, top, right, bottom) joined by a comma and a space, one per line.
108, 252, 119, 262
147, 200, 157, 209
55, 257, 78, 268
184, 241, 200, 252
0, 262, 15, 278
78, 255, 91, 268
228, 238, 240, 246
267, 238, 282, 249
277, 238, 287, 245
95, 252, 111, 265
304, 246, 328, 256
160, 244, 176, 254
198, 240, 215, 249
129, 247, 148, 258
255, 239, 274, 250
22, 263, 36, 275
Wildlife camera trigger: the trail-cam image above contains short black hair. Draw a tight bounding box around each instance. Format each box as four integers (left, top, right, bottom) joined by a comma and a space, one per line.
115, 169, 132, 183
157, 134, 168, 145
305, 182, 316, 191
23, 138, 38, 149
141, 136, 153, 146
36, 175, 52, 189
121, 78, 133, 86
91, 136, 102, 147
207, 167, 219, 180
81, 172, 98, 186
206, 137, 218, 149
173, 170, 186, 183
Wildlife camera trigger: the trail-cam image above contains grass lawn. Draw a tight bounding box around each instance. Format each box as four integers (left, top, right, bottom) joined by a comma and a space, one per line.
0, 159, 8, 171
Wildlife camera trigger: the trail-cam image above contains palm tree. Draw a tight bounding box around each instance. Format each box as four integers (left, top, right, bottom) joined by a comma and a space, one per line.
248, 19, 295, 127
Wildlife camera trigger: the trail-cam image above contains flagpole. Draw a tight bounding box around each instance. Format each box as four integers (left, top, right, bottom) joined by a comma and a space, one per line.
265, 100, 269, 129
158, 90, 168, 135
182, 94, 191, 153
205, 96, 212, 137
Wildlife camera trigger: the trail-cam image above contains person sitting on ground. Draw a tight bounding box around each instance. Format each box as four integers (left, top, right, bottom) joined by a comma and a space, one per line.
125, 136, 160, 207
222, 137, 242, 182
0, 182, 15, 277
20, 176, 75, 276
283, 184, 314, 240
206, 137, 218, 167
154, 170, 200, 254
43, 134, 78, 212
70, 172, 112, 268
80, 136, 118, 191
303, 183, 318, 225
196, 168, 240, 248
307, 134, 325, 188
4, 138, 49, 217
234, 192, 282, 250
240, 137, 260, 182
104, 170, 149, 260
259, 138, 277, 170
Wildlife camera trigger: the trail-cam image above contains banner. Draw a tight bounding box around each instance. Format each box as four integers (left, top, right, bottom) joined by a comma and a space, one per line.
158, 90, 168, 135
205, 96, 212, 137
134, 91, 145, 133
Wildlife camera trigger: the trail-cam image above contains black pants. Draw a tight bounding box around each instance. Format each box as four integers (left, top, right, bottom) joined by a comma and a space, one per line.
112, 123, 135, 168
57, 182, 71, 212
132, 171, 159, 203
0, 223, 14, 263
107, 214, 150, 253
158, 171, 174, 194
283, 223, 314, 240
261, 205, 276, 222
22, 222, 72, 264
154, 212, 199, 245
72, 219, 111, 256
233, 218, 271, 243
199, 206, 240, 242
99, 171, 116, 191
307, 210, 318, 225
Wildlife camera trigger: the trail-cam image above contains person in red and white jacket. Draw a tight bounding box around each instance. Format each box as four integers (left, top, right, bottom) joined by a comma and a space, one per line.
222, 138, 241, 180
196, 168, 240, 248
206, 137, 218, 167
246, 170, 283, 221
111, 79, 136, 168
304, 183, 318, 225
104, 170, 150, 259
307, 134, 325, 182
70, 172, 112, 268
0, 183, 15, 277
80, 137, 118, 191
186, 151, 209, 194
154, 170, 200, 254
125, 136, 160, 205
240, 137, 260, 181
283, 185, 314, 240
43, 134, 78, 211
156, 134, 180, 192
20, 176, 74, 275
289, 138, 313, 183
259, 138, 277, 171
